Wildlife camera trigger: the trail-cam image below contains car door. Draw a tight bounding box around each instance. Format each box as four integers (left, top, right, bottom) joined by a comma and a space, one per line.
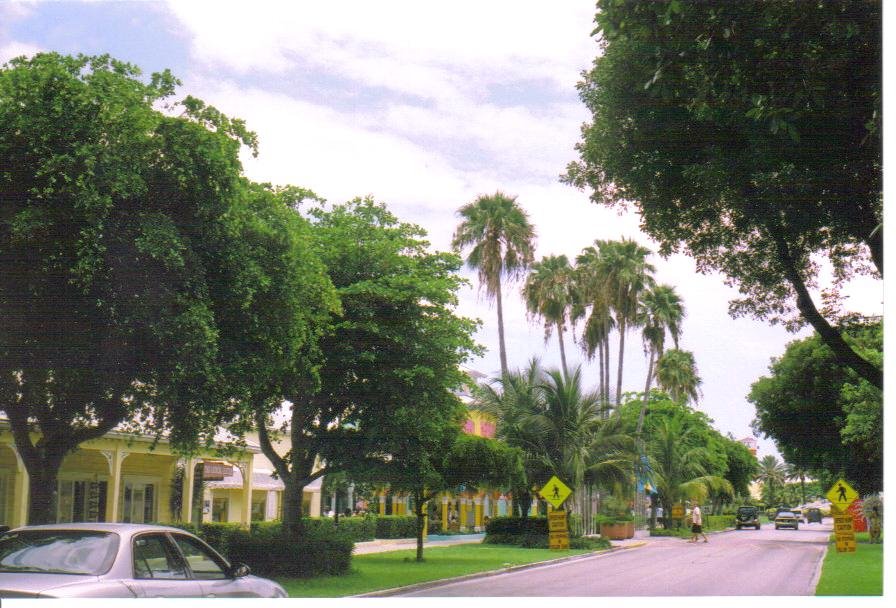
129, 533, 203, 598
169, 533, 258, 597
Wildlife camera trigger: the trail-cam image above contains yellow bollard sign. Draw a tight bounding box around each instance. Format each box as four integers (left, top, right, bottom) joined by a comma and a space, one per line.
831, 505, 857, 553
547, 509, 569, 550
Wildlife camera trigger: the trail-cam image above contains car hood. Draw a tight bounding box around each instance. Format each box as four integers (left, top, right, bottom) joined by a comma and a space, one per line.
0, 573, 100, 597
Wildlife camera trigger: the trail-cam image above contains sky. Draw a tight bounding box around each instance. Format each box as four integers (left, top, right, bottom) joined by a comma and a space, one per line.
0, 0, 884, 461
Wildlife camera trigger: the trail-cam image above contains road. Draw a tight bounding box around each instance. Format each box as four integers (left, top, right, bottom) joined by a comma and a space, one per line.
395, 521, 832, 596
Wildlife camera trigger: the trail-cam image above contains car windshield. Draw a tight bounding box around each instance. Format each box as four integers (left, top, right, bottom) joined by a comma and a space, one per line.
0, 530, 119, 575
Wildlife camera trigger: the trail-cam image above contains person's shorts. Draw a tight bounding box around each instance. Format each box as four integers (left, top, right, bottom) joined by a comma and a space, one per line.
691, 524, 703, 534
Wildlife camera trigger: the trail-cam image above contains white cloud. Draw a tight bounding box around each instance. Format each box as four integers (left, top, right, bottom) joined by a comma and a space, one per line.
165, 1, 597, 98
0, 41, 42, 64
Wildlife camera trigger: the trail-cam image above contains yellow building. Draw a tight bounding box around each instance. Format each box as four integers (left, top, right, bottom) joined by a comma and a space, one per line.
0, 420, 323, 528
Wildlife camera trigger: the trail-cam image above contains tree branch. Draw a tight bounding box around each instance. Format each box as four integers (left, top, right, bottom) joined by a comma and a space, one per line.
771, 229, 882, 390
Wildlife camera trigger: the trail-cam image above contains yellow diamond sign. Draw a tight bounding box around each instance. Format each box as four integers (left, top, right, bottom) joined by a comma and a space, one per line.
539, 475, 572, 509
827, 479, 859, 511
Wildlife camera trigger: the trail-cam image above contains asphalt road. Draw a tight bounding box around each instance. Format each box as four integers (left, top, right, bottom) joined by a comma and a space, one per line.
395, 520, 833, 597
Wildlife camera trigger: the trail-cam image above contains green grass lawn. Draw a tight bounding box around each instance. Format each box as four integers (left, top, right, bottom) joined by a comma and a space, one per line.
815, 533, 883, 596
276, 544, 596, 597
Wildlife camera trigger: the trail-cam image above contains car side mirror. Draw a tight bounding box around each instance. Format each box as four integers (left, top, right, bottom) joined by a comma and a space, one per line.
229, 562, 251, 578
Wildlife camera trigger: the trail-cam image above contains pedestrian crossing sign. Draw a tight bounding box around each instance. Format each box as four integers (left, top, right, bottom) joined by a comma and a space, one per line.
539, 475, 572, 509
826, 479, 859, 511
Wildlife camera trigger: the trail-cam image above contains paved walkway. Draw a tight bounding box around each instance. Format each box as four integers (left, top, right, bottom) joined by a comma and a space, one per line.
353, 529, 657, 555
354, 533, 486, 555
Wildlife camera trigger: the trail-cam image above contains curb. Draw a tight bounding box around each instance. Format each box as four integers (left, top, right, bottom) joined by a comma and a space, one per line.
352, 543, 643, 597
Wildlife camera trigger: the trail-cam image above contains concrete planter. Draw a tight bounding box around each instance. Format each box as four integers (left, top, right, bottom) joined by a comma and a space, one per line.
600, 521, 635, 540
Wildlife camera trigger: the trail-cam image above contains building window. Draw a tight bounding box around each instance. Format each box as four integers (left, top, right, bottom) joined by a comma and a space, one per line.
120, 482, 156, 523
58, 480, 108, 523
251, 496, 266, 521
212, 496, 228, 522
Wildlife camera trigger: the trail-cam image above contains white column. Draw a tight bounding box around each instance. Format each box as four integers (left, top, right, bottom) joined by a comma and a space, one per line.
240, 459, 253, 527
103, 450, 129, 522
182, 458, 195, 524
12, 448, 29, 527
265, 490, 277, 521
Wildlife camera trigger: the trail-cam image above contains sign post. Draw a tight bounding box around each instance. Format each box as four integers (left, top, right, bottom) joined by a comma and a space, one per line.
826, 479, 859, 553
539, 476, 573, 550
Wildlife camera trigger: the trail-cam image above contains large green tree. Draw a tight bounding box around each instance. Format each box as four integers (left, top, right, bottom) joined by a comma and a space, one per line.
0, 53, 259, 523
375, 432, 522, 561
748, 321, 882, 493
250, 199, 480, 538
566, 0, 882, 389
453, 191, 535, 377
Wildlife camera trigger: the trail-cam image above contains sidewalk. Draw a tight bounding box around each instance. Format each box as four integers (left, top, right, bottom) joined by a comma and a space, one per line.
353, 529, 657, 555
354, 533, 486, 555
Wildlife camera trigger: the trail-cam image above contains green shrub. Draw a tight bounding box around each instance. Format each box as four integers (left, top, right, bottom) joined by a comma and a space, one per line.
484, 516, 549, 547
373, 515, 418, 539
569, 536, 611, 550
161, 520, 353, 578
304, 516, 377, 542
706, 515, 734, 530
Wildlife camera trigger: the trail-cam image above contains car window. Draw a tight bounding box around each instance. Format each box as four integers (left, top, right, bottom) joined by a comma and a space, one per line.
133, 534, 187, 580
170, 535, 228, 580
0, 531, 119, 575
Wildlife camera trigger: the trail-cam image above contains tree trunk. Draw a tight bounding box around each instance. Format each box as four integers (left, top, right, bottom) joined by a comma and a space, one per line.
770, 227, 882, 390
636, 349, 656, 435
414, 494, 427, 562
556, 322, 568, 379
603, 336, 611, 406
616, 319, 626, 405
26, 463, 63, 524
597, 336, 606, 409
281, 474, 306, 541
495, 276, 509, 376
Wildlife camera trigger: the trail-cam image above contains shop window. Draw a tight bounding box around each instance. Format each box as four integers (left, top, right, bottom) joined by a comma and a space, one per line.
121, 482, 156, 523
251, 496, 266, 521
212, 496, 228, 522
58, 480, 108, 523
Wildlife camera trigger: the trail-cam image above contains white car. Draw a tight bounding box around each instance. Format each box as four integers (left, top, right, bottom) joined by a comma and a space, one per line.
0, 522, 287, 598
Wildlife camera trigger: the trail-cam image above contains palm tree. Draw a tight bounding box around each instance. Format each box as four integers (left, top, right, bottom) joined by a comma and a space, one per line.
636, 285, 684, 435
475, 360, 633, 521
756, 455, 787, 505
577, 239, 655, 405
474, 359, 549, 517
601, 239, 655, 405
453, 192, 535, 376
648, 417, 733, 519
522, 255, 575, 377
784, 462, 809, 506
575, 244, 615, 407
655, 349, 702, 404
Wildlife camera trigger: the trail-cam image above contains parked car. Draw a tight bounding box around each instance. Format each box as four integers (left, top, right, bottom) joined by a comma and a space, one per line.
774, 511, 800, 530
805, 507, 823, 524
0, 523, 287, 598
735, 506, 761, 530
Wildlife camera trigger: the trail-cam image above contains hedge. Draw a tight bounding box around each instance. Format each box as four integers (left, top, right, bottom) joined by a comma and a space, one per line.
373, 515, 419, 539
484, 516, 549, 548
163, 521, 353, 578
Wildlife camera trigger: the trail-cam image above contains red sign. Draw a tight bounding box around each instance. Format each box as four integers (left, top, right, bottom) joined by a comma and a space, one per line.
847, 499, 867, 532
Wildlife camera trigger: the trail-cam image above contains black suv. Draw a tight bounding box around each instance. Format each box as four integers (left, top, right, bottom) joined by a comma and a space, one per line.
735, 506, 761, 530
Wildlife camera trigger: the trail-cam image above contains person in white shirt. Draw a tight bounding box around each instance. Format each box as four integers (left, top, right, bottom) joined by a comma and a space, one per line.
689, 503, 708, 543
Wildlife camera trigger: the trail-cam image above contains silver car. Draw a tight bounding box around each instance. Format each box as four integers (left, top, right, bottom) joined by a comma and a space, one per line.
0, 522, 287, 598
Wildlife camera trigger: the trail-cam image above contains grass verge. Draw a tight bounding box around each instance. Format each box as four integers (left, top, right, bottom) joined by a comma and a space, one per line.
276, 543, 597, 597
815, 533, 883, 596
